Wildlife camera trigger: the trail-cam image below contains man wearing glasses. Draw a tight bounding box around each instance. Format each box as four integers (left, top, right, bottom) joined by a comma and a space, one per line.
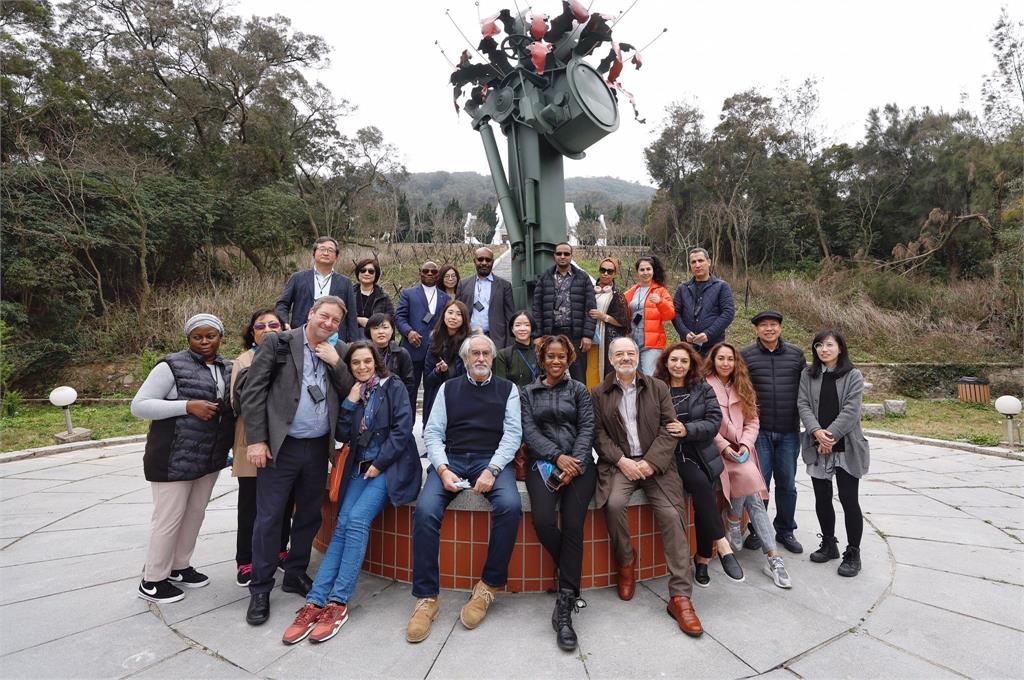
671, 247, 735, 356
531, 243, 597, 382
395, 261, 449, 416
456, 247, 515, 349
276, 237, 359, 342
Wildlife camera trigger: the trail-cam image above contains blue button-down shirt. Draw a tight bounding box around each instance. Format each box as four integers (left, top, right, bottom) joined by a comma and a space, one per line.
287, 327, 331, 439
423, 371, 521, 471
470, 274, 493, 333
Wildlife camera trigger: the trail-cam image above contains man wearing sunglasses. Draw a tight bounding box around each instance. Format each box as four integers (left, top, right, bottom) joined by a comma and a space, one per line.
395, 261, 449, 416
456, 247, 515, 349
531, 243, 597, 382
276, 237, 359, 343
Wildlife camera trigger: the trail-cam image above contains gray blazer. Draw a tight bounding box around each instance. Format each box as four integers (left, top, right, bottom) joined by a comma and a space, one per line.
797, 367, 870, 478
241, 327, 353, 464
456, 274, 516, 349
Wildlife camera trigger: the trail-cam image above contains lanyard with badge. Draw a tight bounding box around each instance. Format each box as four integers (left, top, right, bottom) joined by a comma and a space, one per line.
315, 272, 332, 298
305, 345, 327, 408
474, 278, 488, 312
515, 347, 538, 381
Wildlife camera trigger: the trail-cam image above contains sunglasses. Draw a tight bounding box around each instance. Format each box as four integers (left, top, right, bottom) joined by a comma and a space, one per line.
554, 252, 572, 257
358, 268, 376, 275
476, 257, 493, 262
421, 268, 438, 274
253, 321, 281, 331
599, 267, 615, 274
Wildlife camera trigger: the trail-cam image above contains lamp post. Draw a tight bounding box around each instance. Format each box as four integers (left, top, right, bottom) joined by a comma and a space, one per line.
48, 386, 92, 445
994, 395, 1022, 448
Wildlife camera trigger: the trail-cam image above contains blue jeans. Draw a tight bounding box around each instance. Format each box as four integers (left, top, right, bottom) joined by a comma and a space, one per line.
411, 454, 522, 598
306, 474, 389, 607
639, 348, 661, 376
755, 430, 800, 534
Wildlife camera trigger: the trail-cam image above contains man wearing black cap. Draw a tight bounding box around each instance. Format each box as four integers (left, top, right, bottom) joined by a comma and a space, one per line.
741, 311, 807, 554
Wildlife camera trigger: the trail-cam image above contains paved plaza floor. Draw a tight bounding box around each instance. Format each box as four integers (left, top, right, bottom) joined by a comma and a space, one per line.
0, 436, 1022, 679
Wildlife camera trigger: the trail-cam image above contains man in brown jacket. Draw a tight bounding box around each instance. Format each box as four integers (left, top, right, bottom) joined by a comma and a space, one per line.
591, 336, 703, 637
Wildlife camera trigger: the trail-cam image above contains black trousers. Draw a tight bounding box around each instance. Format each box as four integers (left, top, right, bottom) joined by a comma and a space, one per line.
409, 359, 424, 418
525, 463, 597, 595
235, 477, 293, 566
811, 468, 863, 548
249, 435, 329, 594
676, 456, 725, 559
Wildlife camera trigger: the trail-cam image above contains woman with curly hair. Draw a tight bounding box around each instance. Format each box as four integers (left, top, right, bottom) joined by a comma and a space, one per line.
624, 255, 674, 376
422, 299, 471, 421
706, 342, 792, 588
655, 342, 743, 587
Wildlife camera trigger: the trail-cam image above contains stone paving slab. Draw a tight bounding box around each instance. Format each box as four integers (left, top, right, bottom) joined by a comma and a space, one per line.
0, 436, 1021, 679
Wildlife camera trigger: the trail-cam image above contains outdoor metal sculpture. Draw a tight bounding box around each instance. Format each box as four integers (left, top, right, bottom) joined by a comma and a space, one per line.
445, 2, 658, 306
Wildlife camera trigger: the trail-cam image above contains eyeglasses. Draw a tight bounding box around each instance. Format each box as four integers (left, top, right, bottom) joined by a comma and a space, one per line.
554, 251, 572, 257
253, 321, 281, 331
358, 268, 376, 275
314, 246, 337, 254
599, 267, 615, 274
421, 268, 438, 274
475, 257, 493, 263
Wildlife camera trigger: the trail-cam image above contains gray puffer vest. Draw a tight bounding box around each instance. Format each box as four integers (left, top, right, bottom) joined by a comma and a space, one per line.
143, 350, 235, 482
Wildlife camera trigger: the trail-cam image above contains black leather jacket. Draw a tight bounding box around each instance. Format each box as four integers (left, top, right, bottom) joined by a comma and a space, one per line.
520, 376, 596, 469
670, 380, 724, 481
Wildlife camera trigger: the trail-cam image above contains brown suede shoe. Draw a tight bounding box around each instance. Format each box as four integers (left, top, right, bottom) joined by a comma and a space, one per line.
309, 602, 348, 643
281, 603, 323, 645
406, 597, 440, 643
460, 580, 498, 629
666, 595, 703, 637
617, 558, 636, 601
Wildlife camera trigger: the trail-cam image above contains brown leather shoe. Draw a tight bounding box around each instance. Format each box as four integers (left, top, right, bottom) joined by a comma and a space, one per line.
666, 595, 703, 637
617, 558, 636, 601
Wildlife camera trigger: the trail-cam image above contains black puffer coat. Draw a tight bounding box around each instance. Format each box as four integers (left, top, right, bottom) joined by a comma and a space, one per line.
531, 265, 597, 341
144, 350, 234, 482
520, 376, 595, 469
741, 339, 807, 433
669, 379, 723, 481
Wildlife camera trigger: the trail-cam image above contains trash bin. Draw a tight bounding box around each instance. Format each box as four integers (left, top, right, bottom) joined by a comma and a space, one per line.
956, 376, 990, 403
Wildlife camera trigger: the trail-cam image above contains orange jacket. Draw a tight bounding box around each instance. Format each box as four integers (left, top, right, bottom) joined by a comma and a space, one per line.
624, 283, 675, 350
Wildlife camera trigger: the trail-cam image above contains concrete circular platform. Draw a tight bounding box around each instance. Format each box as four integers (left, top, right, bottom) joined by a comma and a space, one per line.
1, 437, 1021, 678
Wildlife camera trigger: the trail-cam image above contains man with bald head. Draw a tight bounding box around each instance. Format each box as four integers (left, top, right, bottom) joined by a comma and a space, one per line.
456, 247, 515, 350
395, 260, 449, 415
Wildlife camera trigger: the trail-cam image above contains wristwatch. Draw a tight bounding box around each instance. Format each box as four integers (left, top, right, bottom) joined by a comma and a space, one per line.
487, 464, 501, 477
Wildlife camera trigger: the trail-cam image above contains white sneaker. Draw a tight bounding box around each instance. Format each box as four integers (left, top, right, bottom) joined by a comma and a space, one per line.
764, 555, 792, 589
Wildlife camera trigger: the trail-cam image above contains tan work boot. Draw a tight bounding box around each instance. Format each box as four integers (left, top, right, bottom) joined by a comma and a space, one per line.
460, 580, 498, 629
406, 597, 439, 643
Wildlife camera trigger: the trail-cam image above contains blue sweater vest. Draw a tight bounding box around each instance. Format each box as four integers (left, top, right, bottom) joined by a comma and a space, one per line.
443, 376, 514, 455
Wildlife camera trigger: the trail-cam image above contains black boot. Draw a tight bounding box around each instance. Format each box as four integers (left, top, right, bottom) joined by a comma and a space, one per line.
837, 546, 862, 577
552, 589, 583, 652
809, 535, 840, 563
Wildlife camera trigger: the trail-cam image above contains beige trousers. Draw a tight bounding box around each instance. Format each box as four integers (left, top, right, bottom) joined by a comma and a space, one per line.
144, 470, 220, 582
603, 469, 694, 597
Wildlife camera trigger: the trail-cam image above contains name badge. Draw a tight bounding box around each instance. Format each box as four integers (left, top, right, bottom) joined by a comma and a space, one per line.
473, 301, 485, 312
422, 311, 435, 324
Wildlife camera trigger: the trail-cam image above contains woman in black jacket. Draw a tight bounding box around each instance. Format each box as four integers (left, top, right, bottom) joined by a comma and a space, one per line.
520, 334, 596, 653
353, 258, 395, 329
655, 342, 743, 586
494, 310, 540, 388
422, 300, 470, 421
365, 313, 415, 409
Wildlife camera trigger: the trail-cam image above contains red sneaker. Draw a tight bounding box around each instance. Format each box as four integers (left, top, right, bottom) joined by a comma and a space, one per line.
281, 603, 322, 645
309, 602, 349, 643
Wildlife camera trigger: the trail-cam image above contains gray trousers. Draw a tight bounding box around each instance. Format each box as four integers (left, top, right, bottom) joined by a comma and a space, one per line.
144, 470, 220, 581
730, 494, 777, 555
603, 469, 694, 597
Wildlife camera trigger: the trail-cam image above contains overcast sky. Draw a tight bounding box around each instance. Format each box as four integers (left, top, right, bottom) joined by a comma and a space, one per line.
241, 0, 1007, 186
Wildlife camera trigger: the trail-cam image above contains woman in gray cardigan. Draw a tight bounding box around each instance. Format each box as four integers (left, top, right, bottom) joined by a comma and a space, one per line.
797, 330, 869, 577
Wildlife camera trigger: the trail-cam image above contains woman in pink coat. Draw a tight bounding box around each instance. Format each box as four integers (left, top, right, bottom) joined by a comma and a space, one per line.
706, 342, 793, 589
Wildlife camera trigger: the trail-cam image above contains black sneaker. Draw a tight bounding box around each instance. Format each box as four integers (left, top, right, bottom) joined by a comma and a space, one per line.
775, 532, 804, 554
236, 564, 253, 587
743, 524, 763, 551
138, 579, 185, 604
694, 562, 710, 587
169, 566, 209, 588
809, 535, 840, 563
719, 553, 745, 582
837, 546, 862, 577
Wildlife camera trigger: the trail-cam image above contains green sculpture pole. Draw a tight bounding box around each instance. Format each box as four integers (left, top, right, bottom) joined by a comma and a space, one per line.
454, 7, 630, 308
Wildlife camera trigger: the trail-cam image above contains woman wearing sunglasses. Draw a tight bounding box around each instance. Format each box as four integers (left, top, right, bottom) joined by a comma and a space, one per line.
586, 257, 631, 388
520, 334, 596, 653
229, 308, 292, 587
353, 258, 394, 329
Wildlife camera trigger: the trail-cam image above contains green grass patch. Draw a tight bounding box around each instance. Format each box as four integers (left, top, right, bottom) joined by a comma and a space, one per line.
868, 398, 1009, 446
0, 403, 147, 452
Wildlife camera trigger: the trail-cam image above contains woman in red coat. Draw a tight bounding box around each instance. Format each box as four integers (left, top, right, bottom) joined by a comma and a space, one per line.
624, 255, 675, 375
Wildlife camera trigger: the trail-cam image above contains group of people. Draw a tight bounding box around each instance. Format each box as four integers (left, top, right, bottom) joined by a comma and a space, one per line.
130, 238, 870, 653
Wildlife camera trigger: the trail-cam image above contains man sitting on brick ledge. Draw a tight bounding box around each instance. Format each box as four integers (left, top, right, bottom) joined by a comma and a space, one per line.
590, 336, 704, 637
406, 334, 523, 643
